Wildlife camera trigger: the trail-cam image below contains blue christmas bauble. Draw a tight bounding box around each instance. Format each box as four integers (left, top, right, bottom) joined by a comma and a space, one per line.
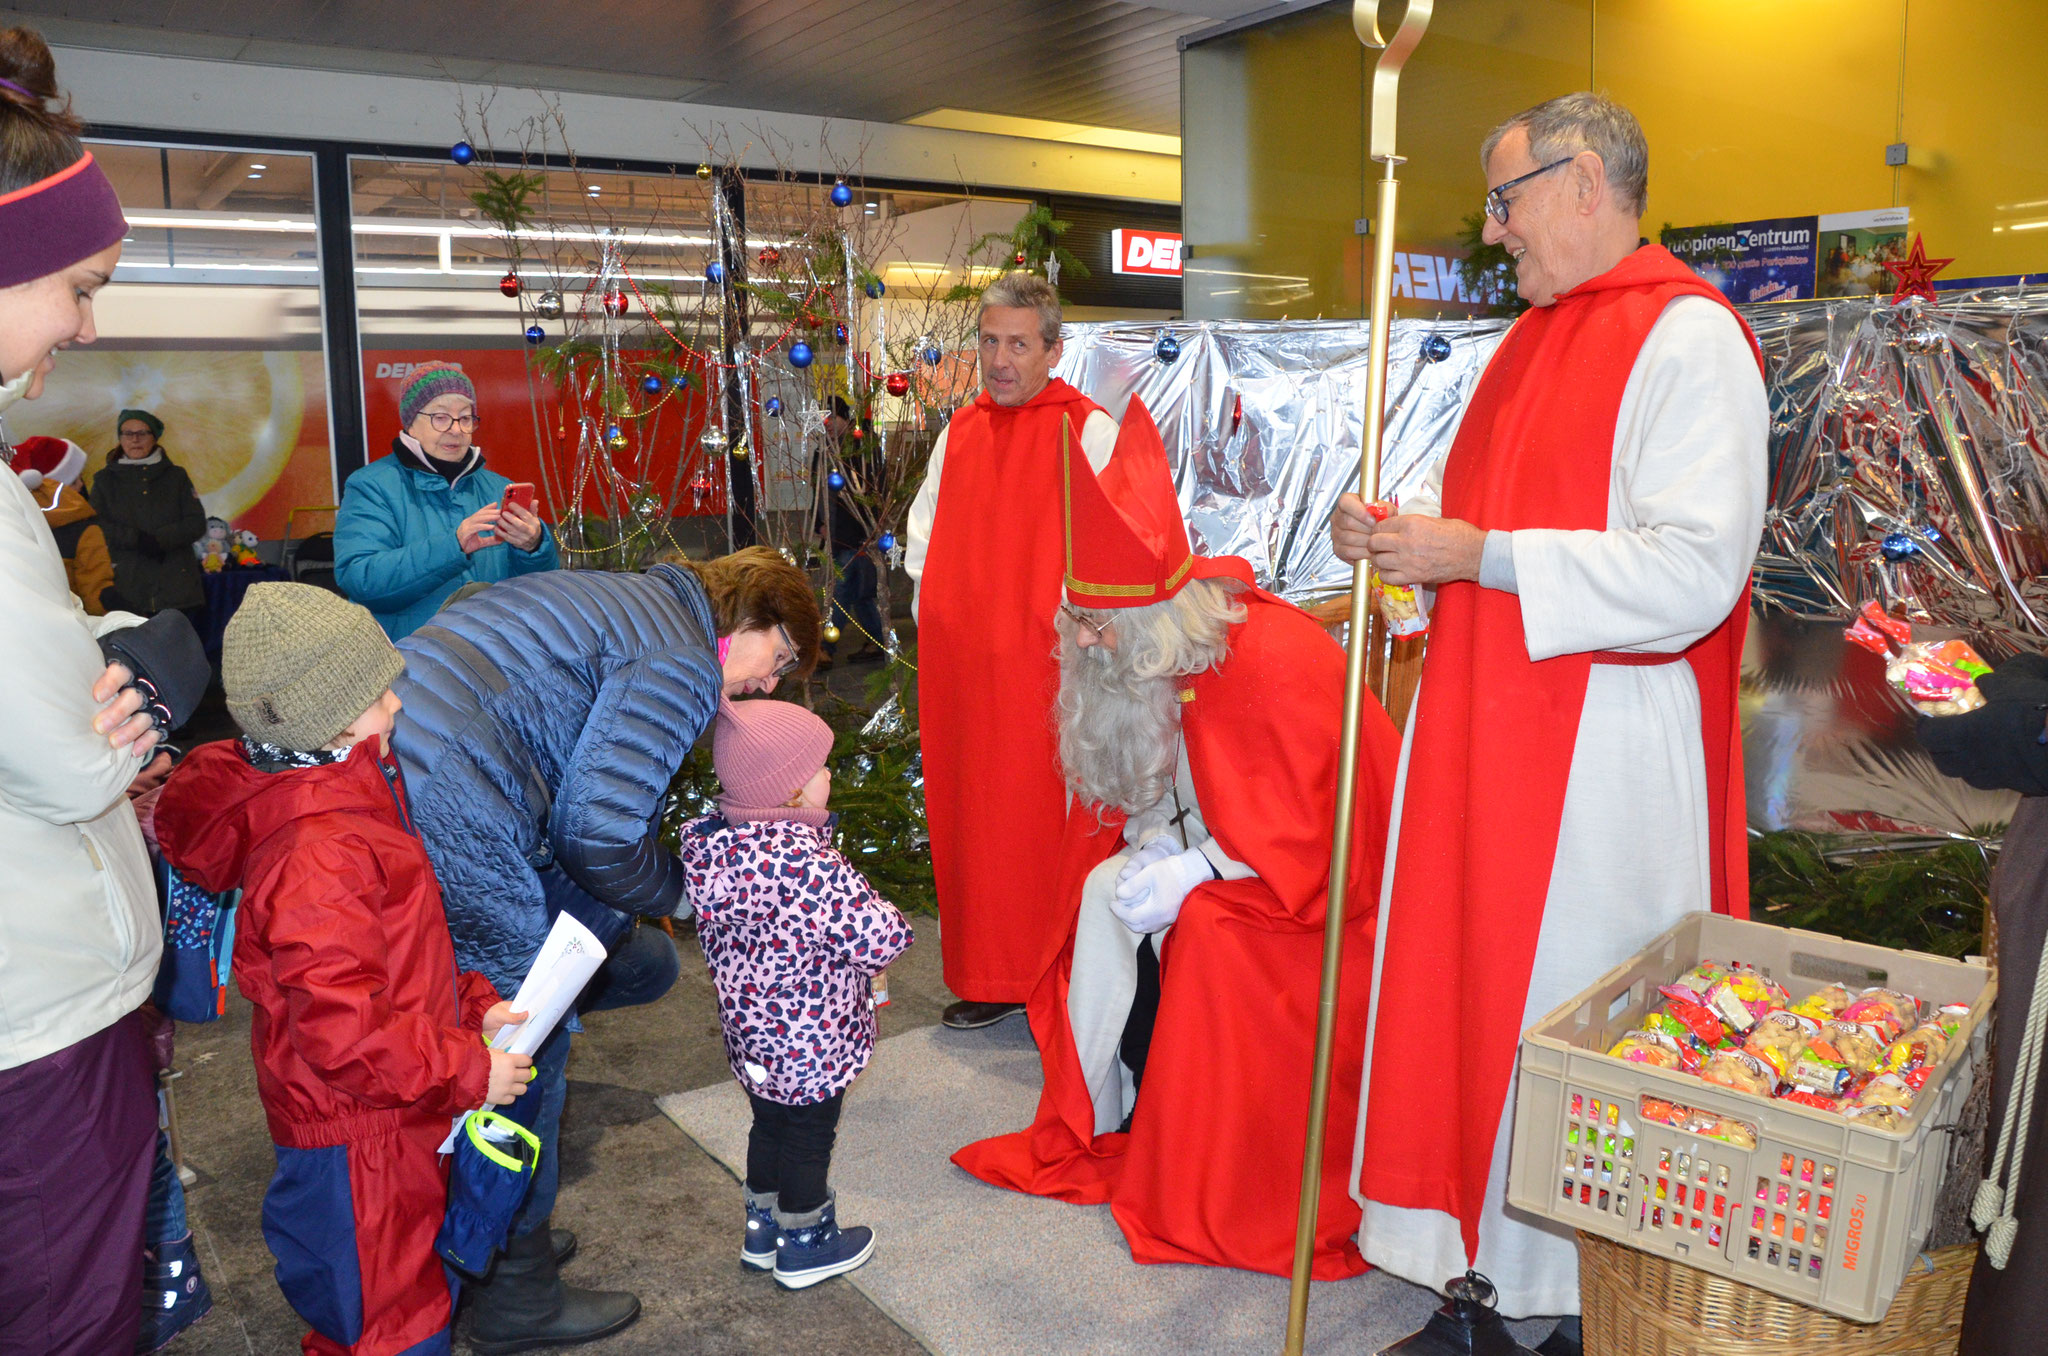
524, 324, 545, 345
1880, 532, 1919, 562
706, 261, 726, 284
828, 472, 846, 490
834, 323, 849, 343
922, 346, 942, 366
1422, 333, 1453, 363
765, 396, 784, 416
830, 180, 853, 207
607, 423, 622, 440
789, 342, 815, 368
641, 374, 664, 395
878, 532, 896, 551
1155, 334, 1181, 364
450, 141, 476, 165
865, 280, 884, 298
1924, 525, 1944, 544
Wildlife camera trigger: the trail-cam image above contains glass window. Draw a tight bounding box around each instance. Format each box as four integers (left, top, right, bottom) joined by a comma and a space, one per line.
20, 140, 335, 542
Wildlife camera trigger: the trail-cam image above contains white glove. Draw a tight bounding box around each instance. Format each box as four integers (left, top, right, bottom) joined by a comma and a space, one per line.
1118, 832, 1183, 879
1111, 843, 1215, 934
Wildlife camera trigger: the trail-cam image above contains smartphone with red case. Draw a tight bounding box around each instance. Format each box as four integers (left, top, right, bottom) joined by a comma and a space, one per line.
500, 482, 536, 515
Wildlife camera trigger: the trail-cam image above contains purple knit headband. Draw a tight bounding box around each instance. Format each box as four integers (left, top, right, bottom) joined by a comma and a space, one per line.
0, 77, 32, 99
0, 152, 129, 288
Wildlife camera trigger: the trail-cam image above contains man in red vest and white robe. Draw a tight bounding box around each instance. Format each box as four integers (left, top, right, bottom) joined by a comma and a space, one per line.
1331, 94, 1767, 1347
906, 273, 1122, 1028
954, 399, 1401, 1278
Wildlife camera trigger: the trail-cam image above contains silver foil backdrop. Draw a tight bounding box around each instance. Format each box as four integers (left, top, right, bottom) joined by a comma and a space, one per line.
1055, 318, 1507, 603
1057, 289, 2048, 839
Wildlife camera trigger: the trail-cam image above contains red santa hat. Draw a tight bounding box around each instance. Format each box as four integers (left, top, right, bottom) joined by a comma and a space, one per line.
1061, 396, 1252, 610
8, 435, 87, 492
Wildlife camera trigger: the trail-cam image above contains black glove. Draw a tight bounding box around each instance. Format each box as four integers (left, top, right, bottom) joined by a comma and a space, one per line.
1917, 694, 2048, 797
98, 609, 211, 734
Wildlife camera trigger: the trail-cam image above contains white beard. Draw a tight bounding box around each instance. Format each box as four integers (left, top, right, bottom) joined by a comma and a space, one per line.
1056, 640, 1180, 818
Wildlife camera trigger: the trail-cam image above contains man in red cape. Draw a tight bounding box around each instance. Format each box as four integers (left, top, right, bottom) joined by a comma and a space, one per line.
1332, 94, 1768, 1340
953, 396, 1402, 1278
907, 272, 1122, 1027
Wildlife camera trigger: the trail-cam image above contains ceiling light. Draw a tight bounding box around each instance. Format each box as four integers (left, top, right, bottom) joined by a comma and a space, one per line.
247, 172, 263, 179
587, 186, 602, 197
249, 162, 267, 170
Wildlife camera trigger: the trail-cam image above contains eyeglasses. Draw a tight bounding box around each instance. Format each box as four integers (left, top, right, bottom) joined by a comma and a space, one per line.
422, 412, 479, 433
1483, 156, 1575, 226
772, 624, 801, 679
1059, 602, 1113, 641
118, 428, 154, 439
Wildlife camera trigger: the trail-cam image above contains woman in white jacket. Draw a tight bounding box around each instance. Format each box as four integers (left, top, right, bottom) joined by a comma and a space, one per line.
0, 26, 174, 1356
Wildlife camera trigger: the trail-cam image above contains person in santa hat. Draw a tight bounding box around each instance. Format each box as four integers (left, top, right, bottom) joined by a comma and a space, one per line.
9, 433, 112, 614
951, 398, 1402, 1278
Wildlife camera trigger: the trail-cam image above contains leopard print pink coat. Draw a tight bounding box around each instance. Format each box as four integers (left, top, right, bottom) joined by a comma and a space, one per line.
679, 814, 912, 1105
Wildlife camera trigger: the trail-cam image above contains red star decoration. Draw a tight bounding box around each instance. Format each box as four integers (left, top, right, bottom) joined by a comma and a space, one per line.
1883, 234, 1954, 305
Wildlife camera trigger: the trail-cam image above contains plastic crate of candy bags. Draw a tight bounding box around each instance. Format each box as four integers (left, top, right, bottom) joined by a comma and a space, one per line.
1505, 911, 1993, 1324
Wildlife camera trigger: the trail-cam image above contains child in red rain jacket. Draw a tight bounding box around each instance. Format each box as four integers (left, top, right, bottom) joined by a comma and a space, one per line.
156, 583, 532, 1356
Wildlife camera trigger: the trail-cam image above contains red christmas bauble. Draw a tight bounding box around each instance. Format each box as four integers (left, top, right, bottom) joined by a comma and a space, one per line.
601, 289, 629, 317
1014, 251, 1027, 265
850, 426, 864, 440
885, 372, 910, 397
499, 272, 522, 298
758, 246, 782, 267
802, 312, 822, 329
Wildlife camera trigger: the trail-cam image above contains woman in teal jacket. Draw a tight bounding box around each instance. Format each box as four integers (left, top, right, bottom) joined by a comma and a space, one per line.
335, 361, 558, 638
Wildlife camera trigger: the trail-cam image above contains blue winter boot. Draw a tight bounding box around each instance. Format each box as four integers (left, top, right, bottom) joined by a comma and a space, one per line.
743, 1187, 779, 1271
773, 1191, 875, 1290
136, 1232, 212, 1353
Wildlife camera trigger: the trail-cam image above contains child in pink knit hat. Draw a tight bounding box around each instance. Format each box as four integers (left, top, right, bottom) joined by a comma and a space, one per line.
677, 700, 911, 1290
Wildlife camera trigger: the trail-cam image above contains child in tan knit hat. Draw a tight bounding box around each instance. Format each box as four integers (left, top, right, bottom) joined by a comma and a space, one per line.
679, 699, 912, 1291
154, 583, 532, 1356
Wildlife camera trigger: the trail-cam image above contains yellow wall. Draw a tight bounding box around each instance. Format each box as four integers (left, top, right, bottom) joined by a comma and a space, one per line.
1185, 0, 2048, 319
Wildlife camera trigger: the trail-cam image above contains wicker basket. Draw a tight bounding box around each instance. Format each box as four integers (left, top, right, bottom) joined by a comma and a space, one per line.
1578, 1231, 1975, 1356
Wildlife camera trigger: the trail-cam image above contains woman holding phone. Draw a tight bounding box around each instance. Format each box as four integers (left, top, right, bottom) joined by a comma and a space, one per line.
335, 359, 558, 638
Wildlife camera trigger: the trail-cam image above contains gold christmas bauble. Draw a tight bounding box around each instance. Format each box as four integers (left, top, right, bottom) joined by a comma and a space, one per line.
821, 623, 841, 644
696, 163, 714, 180
608, 433, 627, 450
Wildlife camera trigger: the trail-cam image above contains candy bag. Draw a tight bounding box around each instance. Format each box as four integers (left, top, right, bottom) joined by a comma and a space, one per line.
1789, 1048, 1856, 1097
1821, 1019, 1891, 1070
1657, 990, 1730, 1046
1607, 1030, 1698, 1073
1362, 500, 1430, 639
1881, 1023, 1952, 1075
1846, 988, 1920, 1034
1667, 961, 1733, 1000
1701, 1049, 1777, 1098
1791, 984, 1855, 1023
1743, 1011, 1820, 1080
1846, 1104, 1907, 1132
1844, 601, 1989, 714
1778, 1089, 1847, 1114
1704, 972, 1786, 1035
1856, 1073, 1917, 1109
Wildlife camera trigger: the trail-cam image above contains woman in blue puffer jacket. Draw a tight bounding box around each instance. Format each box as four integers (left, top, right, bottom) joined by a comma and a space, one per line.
334, 361, 559, 638
389, 545, 819, 1352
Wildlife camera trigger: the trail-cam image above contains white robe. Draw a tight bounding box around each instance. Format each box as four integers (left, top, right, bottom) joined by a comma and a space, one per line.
1067, 739, 1255, 1134
1349, 296, 1770, 1318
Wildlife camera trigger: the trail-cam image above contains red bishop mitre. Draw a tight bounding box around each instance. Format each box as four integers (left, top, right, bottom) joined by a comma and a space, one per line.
1062, 396, 1253, 610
